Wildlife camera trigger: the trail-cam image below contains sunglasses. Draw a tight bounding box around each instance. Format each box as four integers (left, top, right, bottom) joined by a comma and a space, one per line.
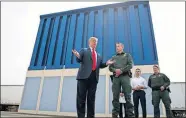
136, 71, 141, 72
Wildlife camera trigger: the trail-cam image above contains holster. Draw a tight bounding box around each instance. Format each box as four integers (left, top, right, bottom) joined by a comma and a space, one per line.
113, 70, 132, 78
110, 70, 132, 82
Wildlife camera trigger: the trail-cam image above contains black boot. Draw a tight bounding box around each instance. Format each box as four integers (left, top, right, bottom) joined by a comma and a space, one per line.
112, 113, 118, 118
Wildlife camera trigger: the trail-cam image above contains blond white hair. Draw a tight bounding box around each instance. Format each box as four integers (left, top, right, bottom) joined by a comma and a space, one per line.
89, 37, 98, 42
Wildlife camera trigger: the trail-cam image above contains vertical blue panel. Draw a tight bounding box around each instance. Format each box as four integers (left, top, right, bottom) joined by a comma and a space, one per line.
107, 8, 115, 60
138, 4, 154, 62
117, 8, 127, 51
123, 8, 131, 53
29, 19, 44, 67
37, 18, 51, 67
39, 77, 60, 111
42, 18, 55, 68
20, 77, 41, 110
60, 76, 77, 112
54, 16, 67, 68
134, 6, 144, 61
73, 13, 84, 66
65, 15, 76, 68
95, 76, 106, 113
94, 10, 103, 55
46, 16, 60, 68
147, 4, 158, 62
125, 8, 133, 54
128, 6, 142, 64
102, 10, 108, 62
114, 8, 118, 48
82, 13, 89, 48
61, 16, 71, 67
87, 11, 94, 47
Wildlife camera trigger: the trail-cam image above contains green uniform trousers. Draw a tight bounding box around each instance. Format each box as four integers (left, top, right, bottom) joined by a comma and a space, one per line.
152, 90, 173, 118
112, 74, 134, 117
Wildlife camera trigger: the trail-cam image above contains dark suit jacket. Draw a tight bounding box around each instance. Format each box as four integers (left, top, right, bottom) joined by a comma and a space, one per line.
76, 48, 107, 82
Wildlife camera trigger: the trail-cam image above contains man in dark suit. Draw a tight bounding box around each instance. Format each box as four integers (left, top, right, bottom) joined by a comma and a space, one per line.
72, 37, 114, 118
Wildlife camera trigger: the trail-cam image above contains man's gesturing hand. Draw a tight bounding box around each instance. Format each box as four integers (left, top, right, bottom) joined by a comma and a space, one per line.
106, 60, 115, 65
72, 49, 80, 58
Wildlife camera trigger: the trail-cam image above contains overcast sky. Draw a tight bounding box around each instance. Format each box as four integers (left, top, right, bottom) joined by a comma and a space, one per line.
1, 2, 185, 85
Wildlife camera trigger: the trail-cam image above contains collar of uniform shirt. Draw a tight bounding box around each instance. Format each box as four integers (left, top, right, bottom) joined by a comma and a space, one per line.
116, 51, 125, 55
153, 72, 160, 75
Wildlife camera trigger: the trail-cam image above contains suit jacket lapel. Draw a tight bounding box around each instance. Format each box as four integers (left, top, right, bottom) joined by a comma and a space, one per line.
96, 54, 99, 68
88, 48, 92, 60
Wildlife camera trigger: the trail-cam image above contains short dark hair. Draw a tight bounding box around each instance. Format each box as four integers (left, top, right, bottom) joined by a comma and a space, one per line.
116, 42, 124, 47
153, 65, 159, 69
136, 68, 141, 71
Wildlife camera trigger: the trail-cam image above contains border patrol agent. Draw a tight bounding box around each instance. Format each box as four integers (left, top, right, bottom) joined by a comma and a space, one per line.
148, 65, 173, 118
109, 42, 134, 118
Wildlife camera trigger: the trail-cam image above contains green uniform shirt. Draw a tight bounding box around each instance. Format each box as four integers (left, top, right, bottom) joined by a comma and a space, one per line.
109, 52, 134, 73
148, 73, 170, 89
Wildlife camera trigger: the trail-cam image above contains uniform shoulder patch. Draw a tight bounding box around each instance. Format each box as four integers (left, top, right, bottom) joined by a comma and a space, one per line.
112, 55, 116, 58
125, 53, 132, 57
124, 53, 127, 57
149, 75, 155, 79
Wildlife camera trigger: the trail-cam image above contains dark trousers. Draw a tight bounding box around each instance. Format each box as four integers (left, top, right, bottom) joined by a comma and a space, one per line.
76, 71, 97, 118
152, 90, 173, 118
133, 90, 147, 118
119, 103, 127, 118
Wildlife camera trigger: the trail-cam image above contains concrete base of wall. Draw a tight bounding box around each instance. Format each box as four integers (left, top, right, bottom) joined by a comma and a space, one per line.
18, 65, 166, 117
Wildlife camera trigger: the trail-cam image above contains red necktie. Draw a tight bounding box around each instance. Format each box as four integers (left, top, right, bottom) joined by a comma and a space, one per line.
92, 49, 96, 71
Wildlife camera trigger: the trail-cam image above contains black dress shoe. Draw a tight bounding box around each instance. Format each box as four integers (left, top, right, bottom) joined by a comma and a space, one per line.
112, 114, 118, 118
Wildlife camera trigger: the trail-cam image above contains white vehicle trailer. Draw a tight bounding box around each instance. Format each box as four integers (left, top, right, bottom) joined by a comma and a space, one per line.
0, 85, 24, 112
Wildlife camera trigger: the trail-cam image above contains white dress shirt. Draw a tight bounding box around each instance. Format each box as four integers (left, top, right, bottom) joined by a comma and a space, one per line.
131, 76, 147, 90
89, 47, 97, 63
